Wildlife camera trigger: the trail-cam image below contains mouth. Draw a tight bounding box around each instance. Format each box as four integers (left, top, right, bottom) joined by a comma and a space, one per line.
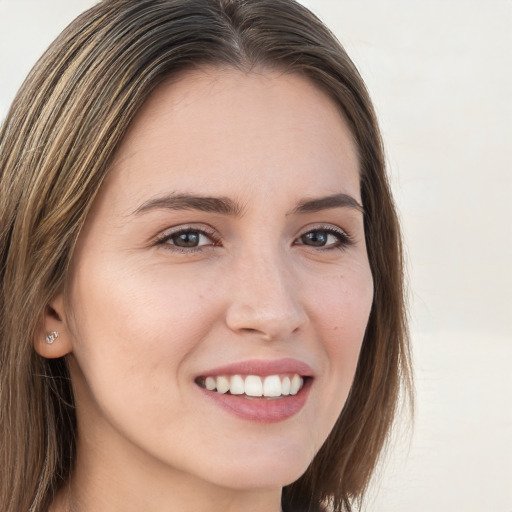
194, 359, 313, 423
195, 373, 307, 399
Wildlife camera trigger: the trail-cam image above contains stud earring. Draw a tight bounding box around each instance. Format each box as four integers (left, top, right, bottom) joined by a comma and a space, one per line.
45, 331, 59, 344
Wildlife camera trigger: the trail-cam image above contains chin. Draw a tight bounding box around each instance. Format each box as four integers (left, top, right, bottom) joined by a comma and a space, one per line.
191, 440, 315, 491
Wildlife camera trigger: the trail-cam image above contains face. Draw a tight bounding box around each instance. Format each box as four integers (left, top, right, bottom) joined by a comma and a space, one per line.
64, 68, 373, 492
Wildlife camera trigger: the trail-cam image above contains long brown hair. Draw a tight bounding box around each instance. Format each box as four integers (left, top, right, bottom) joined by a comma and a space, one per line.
0, 1, 412, 510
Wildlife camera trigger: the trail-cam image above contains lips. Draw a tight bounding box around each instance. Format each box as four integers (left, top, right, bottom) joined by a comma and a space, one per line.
195, 359, 313, 423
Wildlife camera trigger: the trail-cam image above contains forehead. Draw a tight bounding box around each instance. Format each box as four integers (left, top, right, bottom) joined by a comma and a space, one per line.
104, 67, 361, 209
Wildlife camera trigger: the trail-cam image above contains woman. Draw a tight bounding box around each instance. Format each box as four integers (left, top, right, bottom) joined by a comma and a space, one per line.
0, 1, 411, 511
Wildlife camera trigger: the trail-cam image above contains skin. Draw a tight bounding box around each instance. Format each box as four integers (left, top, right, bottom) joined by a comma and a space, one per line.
40, 68, 374, 512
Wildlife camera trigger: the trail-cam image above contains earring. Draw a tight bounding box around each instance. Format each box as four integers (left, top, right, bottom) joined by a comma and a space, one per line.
45, 331, 59, 344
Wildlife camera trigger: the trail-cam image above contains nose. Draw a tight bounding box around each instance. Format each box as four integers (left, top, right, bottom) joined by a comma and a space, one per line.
225, 251, 308, 341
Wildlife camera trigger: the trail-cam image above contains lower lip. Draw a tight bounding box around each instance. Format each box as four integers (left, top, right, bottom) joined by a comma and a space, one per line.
197, 379, 312, 423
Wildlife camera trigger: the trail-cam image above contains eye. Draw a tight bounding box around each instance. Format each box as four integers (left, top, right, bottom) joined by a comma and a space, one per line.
156, 227, 219, 250
296, 227, 352, 250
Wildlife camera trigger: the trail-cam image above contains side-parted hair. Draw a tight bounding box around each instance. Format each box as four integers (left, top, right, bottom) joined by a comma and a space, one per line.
0, 1, 412, 511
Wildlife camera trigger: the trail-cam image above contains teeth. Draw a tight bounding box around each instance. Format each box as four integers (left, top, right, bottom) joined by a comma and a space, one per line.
204, 374, 304, 398
263, 375, 282, 397
230, 375, 245, 395
205, 377, 216, 391
216, 376, 230, 394
290, 374, 302, 395
245, 375, 263, 397
281, 376, 291, 396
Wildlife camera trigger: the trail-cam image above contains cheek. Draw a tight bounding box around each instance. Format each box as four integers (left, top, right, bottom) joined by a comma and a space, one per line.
308, 263, 373, 411
67, 261, 221, 401
312, 261, 373, 343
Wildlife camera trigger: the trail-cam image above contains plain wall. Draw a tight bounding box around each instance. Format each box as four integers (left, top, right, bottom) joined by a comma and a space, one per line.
1, 1, 511, 510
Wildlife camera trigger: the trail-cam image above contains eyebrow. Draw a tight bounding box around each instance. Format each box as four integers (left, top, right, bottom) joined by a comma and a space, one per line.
133, 193, 244, 216
133, 192, 363, 217
290, 193, 364, 215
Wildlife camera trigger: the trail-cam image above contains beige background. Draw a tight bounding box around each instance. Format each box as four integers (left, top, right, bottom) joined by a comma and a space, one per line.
1, 1, 511, 510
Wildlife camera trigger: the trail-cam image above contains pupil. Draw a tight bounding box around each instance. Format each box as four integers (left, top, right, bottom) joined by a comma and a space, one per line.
302, 231, 327, 246
174, 232, 199, 247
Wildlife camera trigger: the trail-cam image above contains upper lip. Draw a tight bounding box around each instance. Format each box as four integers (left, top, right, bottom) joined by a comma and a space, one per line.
197, 358, 314, 378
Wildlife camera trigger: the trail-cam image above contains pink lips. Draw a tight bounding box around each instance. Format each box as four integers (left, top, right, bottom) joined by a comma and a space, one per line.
198, 358, 314, 378
195, 358, 314, 423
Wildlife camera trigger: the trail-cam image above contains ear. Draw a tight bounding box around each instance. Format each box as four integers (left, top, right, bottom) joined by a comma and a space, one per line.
34, 295, 74, 358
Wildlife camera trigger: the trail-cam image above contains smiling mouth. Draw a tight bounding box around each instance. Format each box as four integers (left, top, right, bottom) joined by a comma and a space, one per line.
195, 374, 306, 399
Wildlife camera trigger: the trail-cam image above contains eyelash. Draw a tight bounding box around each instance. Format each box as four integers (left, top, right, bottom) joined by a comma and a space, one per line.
155, 227, 221, 253
294, 225, 353, 251
155, 225, 354, 253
